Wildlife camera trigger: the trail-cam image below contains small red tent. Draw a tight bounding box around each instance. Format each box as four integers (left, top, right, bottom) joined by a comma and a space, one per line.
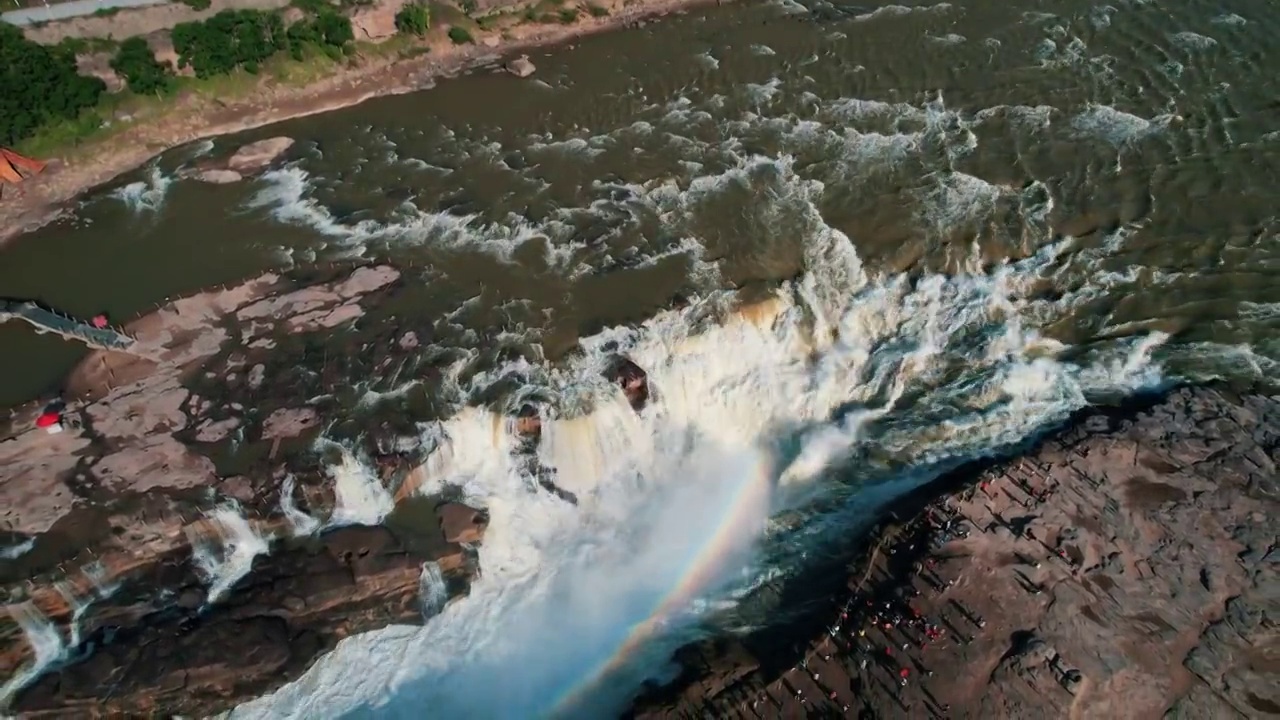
36, 411, 61, 428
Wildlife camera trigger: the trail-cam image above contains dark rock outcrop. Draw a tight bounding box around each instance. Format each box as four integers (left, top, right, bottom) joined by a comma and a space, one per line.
628, 387, 1279, 718
11, 525, 473, 718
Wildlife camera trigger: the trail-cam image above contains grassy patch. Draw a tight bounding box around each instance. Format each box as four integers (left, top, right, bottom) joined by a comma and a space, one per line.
557, 6, 578, 22
586, 3, 608, 16
91, 6, 120, 17
15, 111, 109, 158
266, 46, 344, 85
13, 11, 446, 159
58, 35, 120, 55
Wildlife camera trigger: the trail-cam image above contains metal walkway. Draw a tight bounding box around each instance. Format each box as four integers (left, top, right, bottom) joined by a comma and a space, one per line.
0, 301, 136, 351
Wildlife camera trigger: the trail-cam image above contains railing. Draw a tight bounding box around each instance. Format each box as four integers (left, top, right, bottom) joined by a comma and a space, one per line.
0, 300, 136, 351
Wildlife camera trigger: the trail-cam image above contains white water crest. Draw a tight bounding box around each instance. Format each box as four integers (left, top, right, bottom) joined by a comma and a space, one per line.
232, 152, 1167, 718
419, 562, 448, 619
280, 474, 322, 536
189, 505, 272, 604
0, 603, 65, 707
111, 164, 173, 213
322, 445, 395, 527
0, 537, 35, 560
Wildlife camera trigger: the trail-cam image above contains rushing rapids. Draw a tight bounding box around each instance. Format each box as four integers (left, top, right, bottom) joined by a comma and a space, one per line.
2, 0, 1277, 715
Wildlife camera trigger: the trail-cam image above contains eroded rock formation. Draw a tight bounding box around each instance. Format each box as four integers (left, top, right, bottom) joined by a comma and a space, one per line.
628, 387, 1279, 718
0, 265, 489, 716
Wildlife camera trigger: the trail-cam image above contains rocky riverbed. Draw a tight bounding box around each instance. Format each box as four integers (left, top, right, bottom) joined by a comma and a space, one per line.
0, 265, 489, 716
628, 387, 1278, 718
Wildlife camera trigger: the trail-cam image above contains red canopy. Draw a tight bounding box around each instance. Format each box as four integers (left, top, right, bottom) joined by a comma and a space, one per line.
36, 411, 61, 428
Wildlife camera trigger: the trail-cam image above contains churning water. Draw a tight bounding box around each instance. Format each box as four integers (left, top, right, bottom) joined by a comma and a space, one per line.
3, 0, 1278, 716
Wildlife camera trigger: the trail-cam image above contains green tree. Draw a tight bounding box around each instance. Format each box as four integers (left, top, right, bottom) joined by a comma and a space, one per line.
0, 22, 106, 145
446, 26, 472, 44
394, 3, 430, 36
171, 10, 285, 78
313, 11, 353, 48
284, 11, 353, 60
285, 18, 322, 60
110, 37, 174, 95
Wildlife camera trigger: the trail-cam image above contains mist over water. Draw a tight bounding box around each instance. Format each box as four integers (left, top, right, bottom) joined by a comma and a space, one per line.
3, 0, 1278, 715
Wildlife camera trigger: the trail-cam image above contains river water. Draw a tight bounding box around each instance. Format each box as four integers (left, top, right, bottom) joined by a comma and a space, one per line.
3, 0, 1278, 716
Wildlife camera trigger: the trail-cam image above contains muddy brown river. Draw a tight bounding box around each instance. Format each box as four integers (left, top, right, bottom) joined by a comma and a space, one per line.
1, 0, 1277, 716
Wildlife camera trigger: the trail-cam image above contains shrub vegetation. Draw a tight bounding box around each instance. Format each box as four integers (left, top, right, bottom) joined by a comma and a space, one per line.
0, 22, 106, 145
111, 37, 175, 95
394, 2, 431, 36
2, 4, 353, 149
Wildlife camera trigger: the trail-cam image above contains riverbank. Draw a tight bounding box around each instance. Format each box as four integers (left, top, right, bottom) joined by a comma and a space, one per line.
628, 386, 1279, 718
0, 0, 723, 249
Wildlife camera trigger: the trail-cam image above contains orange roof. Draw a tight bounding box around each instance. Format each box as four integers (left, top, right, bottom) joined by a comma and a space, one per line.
0, 148, 45, 184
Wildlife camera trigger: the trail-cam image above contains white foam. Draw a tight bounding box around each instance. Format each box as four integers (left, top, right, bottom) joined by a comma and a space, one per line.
111, 164, 173, 213
189, 505, 272, 604
1, 603, 65, 707
1239, 302, 1280, 323
1070, 104, 1172, 145
0, 537, 34, 560
280, 475, 322, 536
1169, 31, 1218, 51
419, 562, 448, 619
232, 152, 1167, 719
325, 448, 396, 527
1090, 5, 1116, 29
851, 2, 952, 22
1210, 13, 1246, 27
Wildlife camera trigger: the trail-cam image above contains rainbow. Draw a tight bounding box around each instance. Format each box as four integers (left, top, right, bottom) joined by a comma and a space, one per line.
549, 448, 777, 717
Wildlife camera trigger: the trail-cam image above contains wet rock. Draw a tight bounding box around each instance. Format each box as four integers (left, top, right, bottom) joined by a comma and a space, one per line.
606, 356, 649, 410
12, 525, 468, 718
220, 475, 255, 503
195, 416, 240, 442
506, 55, 537, 78
437, 502, 487, 545
398, 331, 419, 350
227, 137, 296, 174
262, 407, 319, 439
193, 168, 243, 184
514, 404, 542, 438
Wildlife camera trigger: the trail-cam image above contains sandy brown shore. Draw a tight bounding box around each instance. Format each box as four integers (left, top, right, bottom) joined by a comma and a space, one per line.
0, 0, 722, 249
629, 386, 1279, 719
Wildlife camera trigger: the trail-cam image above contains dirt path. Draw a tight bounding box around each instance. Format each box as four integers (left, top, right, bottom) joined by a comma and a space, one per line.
0, 0, 721, 249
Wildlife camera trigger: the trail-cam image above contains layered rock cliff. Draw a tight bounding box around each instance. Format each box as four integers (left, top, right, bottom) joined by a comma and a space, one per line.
629, 386, 1278, 718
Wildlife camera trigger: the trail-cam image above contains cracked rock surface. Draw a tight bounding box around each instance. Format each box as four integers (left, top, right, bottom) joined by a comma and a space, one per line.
630, 387, 1278, 719
0, 265, 487, 716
